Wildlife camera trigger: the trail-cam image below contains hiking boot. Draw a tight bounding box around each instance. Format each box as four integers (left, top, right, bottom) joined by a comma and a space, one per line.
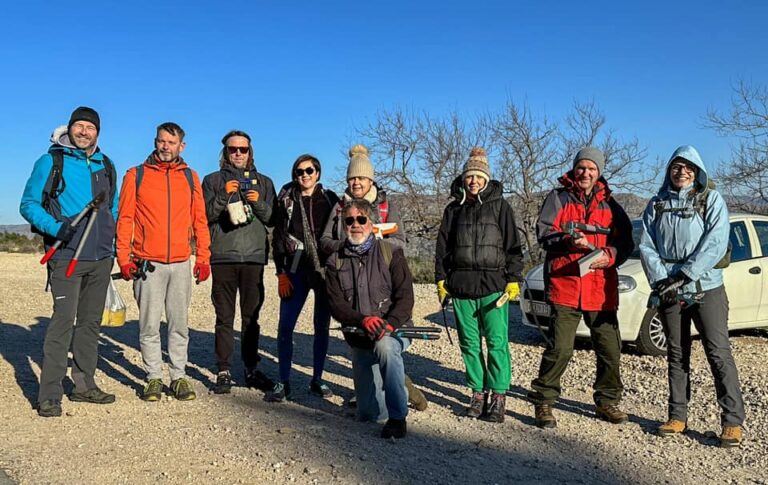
309, 380, 333, 398
141, 378, 164, 402
245, 368, 276, 393
485, 393, 506, 423
405, 375, 428, 411
381, 418, 407, 439
38, 399, 62, 418
265, 382, 291, 403
720, 425, 744, 448
463, 391, 487, 419
534, 404, 557, 429
170, 378, 196, 401
595, 403, 629, 424
214, 371, 233, 395
69, 387, 116, 404
656, 419, 687, 437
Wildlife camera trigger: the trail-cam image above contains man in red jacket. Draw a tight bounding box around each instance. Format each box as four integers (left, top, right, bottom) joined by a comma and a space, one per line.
528, 147, 634, 429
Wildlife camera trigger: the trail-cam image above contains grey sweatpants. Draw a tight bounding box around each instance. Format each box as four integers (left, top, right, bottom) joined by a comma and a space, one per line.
134, 260, 192, 381
659, 285, 745, 426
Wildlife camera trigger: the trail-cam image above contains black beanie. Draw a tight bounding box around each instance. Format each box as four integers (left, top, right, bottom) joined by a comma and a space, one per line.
68, 106, 100, 133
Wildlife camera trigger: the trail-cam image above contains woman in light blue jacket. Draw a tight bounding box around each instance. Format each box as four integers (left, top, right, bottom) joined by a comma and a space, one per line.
639, 145, 745, 448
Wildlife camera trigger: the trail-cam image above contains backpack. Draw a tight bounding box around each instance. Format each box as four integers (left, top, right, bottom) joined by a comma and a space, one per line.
135, 164, 194, 202
653, 178, 731, 269
32, 146, 116, 235
335, 239, 394, 270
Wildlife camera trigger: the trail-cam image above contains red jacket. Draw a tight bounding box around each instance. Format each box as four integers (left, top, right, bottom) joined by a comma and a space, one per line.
536, 172, 634, 311
116, 156, 211, 267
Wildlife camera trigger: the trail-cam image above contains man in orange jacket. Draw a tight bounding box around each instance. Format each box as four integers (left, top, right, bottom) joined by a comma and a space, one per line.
116, 122, 211, 402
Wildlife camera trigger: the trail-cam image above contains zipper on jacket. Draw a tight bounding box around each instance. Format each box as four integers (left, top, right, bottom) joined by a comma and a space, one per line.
166, 167, 171, 263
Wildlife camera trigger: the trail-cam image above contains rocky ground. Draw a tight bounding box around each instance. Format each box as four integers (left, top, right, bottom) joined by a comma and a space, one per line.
0, 252, 766, 484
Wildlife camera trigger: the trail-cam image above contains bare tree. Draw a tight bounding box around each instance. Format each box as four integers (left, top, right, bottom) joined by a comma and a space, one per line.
705, 81, 768, 214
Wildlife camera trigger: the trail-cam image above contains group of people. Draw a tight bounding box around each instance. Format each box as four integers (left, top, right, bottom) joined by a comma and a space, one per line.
19, 106, 745, 447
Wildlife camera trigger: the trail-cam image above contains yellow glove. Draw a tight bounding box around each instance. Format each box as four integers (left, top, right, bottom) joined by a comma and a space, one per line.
505, 282, 520, 302
437, 280, 450, 306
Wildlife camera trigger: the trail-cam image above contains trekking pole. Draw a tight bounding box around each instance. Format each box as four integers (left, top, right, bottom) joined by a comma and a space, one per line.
65, 205, 98, 278
40, 190, 106, 265
440, 300, 455, 345
334, 326, 442, 340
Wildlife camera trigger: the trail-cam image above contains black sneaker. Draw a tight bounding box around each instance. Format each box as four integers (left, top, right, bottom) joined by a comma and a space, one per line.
38, 399, 62, 418
214, 372, 233, 395
381, 418, 407, 439
141, 378, 163, 402
309, 380, 333, 398
245, 369, 276, 392
69, 387, 116, 404
266, 382, 291, 402
170, 378, 196, 401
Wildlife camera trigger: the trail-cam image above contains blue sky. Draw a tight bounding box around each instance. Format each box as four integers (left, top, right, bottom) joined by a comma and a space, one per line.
1, 0, 766, 223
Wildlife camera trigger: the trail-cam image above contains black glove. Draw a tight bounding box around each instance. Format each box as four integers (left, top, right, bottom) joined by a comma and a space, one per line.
55, 221, 77, 242
655, 274, 689, 304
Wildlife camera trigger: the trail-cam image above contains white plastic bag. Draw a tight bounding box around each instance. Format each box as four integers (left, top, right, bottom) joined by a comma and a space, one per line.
102, 280, 126, 327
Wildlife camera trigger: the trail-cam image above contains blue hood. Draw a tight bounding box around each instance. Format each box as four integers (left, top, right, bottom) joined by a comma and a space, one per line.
659, 145, 709, 198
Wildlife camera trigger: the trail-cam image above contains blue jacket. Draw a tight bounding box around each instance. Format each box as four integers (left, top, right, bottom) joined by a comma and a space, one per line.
639, 145, 729, 293
20, 145, 118, 262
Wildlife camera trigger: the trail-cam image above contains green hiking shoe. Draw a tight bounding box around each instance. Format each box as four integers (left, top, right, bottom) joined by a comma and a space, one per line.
170, 378, 196, 401
142, 378, 164, 402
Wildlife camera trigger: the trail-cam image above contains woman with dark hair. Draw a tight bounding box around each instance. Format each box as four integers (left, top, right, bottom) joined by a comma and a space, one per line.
267, 154, 340, 402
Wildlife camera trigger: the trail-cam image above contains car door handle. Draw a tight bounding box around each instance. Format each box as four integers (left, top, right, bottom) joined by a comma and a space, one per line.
749, 266, 761, 274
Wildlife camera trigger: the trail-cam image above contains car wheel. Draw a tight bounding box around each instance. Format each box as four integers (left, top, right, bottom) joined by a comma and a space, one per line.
636, 309, 667, 356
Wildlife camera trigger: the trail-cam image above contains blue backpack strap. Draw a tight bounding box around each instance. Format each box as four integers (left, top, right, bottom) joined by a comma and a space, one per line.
183, 167, 195, 202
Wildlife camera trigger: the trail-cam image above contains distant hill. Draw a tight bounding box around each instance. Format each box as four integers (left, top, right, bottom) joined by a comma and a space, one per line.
0, 224, 33, 239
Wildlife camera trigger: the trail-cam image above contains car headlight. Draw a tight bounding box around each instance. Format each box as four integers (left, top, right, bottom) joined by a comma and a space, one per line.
617, 275, 637, 293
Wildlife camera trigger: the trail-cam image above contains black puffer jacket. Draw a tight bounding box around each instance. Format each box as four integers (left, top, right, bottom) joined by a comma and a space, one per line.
435, 177, 523, 298
202, 165, 276, 264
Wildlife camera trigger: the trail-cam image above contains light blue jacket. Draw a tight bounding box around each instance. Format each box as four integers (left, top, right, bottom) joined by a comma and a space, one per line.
639, 145, 729, 294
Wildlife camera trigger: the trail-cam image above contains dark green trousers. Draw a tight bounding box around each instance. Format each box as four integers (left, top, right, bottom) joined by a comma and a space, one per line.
528, 305, 623, 406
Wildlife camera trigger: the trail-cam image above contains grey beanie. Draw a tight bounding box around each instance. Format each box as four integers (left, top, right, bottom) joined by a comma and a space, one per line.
573, 147, 605, 174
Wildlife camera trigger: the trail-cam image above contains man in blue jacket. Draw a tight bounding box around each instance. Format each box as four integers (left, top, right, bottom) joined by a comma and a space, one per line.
20, 107, 118, 417
639, 145, 745, 447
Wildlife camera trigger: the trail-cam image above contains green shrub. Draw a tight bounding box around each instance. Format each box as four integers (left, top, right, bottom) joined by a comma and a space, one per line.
0, 233, 43, 253
406, 256, 434, 284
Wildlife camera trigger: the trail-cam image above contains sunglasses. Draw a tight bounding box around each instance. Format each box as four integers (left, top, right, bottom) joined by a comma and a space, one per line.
344, 216, 368, 226
227, 146, 249, 155
295, 167, 316, 177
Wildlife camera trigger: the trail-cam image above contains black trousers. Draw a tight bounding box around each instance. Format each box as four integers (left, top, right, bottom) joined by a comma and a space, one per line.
38, 258, 112, 404
659, 285, 745, 426
211, 263, 265, 372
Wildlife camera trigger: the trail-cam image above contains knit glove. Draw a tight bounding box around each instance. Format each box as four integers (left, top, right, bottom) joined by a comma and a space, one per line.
362, 316, 391, 340
225, 180, 239, 194
120, 262, 138, 281
504, 282, 520, 302
436, 280, 450, 306
245, 190, 260, 202
193, 263, 210, 284
277, 273, 293, 299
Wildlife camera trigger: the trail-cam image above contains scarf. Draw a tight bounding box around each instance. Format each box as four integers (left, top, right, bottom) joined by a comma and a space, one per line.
345, 233, 375, 256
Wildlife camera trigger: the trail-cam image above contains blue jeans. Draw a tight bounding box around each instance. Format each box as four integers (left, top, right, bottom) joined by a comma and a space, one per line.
350, 335, 410, 422
277, 270, 331, 383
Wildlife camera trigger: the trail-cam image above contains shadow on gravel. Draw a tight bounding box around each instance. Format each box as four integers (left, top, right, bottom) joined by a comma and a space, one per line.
223, 392, 657, 485
0, 318, 48, 407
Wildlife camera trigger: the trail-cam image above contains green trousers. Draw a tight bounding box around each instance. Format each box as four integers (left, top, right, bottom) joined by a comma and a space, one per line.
453, 292, 511, 393
528, 305, 623, 406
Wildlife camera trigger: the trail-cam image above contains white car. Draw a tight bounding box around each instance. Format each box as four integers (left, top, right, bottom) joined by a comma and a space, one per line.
520, 214, 768, 355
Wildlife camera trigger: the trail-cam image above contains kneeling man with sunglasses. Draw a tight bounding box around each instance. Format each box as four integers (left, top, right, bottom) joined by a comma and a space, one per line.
325, 199, 415, 439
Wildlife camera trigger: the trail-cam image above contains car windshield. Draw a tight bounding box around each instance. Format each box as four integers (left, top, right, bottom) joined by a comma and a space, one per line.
629, 219, 643, 259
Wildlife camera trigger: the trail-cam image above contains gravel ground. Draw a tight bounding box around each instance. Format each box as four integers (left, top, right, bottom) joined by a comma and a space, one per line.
0, 252, 766, 484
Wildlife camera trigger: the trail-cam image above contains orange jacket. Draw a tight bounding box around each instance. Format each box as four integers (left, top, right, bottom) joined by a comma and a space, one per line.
116, 156, 211, 267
